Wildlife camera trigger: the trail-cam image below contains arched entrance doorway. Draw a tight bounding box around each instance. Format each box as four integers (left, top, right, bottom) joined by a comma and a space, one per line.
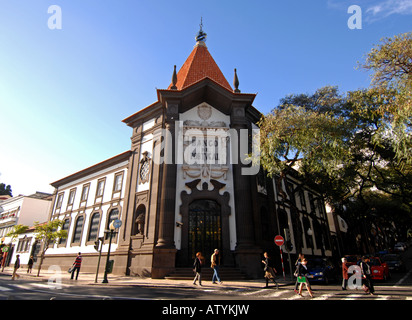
178, 179, 232, 267
188, 199, 222, 263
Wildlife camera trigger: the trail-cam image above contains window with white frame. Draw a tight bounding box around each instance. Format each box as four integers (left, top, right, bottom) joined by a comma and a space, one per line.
72, 216, 84, 244
56, 193, 64, 209
68, 189, 76, 206
59, 218, 70, 245
17, 237, 32, 252
81, 184, 90, 202
113, 173, 123, 192
96, 179, 105, 198
88, 212, 100, 242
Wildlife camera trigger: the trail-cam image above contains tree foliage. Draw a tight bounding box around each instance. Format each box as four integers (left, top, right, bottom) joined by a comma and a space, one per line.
258, 88, 351, 179
359, 32, 412, 164
0, 183, 12, 197
33, 219, 67, 277
6, 224, 29, 241
257, 32, 412, 246
257, 86, 355, 204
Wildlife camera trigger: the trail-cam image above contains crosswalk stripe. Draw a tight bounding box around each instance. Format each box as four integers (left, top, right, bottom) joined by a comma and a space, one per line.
0, 286, 12, 292
286, 293, 303, 300
312, 293, 334, 300
31, 282, 71, 289
376, 295, 390, 300
344, 294, 366, 300
267, 290, 288, 298
241, 289, 268, 296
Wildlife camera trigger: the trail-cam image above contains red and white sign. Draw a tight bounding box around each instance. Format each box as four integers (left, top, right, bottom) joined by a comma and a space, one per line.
274, 235, 284, 247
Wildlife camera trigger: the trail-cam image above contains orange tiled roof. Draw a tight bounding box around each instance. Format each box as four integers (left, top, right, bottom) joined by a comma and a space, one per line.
168, 42, 232, 92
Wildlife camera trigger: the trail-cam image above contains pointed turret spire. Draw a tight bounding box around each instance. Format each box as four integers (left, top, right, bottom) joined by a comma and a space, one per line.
171, 65, 177, 90
233, 68, 240, 93
195, 17, 207, 44
167, 20, 232, 91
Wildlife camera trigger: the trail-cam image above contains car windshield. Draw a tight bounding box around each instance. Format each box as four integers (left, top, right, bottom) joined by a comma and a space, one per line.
369, 259, 380, 266
307, 259, 326, 269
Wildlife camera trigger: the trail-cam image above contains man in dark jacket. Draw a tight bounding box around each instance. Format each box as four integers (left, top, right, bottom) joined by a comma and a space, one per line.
193, 252, 203, 286
360, 256, 375, 295
11, 255, 20, 280
262, 252, 279, 289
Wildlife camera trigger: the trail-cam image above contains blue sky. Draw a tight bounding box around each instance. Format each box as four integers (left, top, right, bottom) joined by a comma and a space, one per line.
0, 0, 411, 196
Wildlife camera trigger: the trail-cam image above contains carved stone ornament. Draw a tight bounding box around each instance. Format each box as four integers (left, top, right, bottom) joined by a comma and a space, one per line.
183, 120, 227, 128
135, 213, 145, 235
182, 164, 228, 190
139, 151, 151, 184
197, 103, 212, 120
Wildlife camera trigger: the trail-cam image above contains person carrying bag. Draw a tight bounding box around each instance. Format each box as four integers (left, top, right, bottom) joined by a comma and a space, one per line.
295, 258, 314, 298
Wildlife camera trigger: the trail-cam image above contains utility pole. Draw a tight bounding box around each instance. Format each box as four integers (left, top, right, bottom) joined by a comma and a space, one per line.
94, 237, 104, 283
102, 220, 122, 284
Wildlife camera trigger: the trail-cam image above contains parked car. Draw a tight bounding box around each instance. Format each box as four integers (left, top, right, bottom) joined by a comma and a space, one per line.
382, 254, 406, 272
394, 242, 406, 252
369, 257, 390, 281
306, 258, 338, 284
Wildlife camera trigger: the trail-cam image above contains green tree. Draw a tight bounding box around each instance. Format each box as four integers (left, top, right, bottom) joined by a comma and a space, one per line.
6, 224, 29, 240
258, 87, 350, 179
33, 220, 67, 277
347, 87, 412, 211
359, 32, 412, 164
0, 183, 12, 197
3, 225, 29, 271
255, 86, 352, 253
257, 85, 412, 251
256, 32, 412, 253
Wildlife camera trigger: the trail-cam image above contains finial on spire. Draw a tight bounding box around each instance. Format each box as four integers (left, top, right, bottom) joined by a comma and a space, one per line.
195, 17, 207, 43
233, 68, 240, 93
171, 65, 177, 90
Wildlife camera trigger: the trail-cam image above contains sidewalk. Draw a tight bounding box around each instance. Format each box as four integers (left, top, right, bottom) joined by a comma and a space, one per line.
0, 266, 295, 290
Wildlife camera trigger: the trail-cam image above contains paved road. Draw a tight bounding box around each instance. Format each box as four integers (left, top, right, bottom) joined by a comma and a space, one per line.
0, 247, 411, 302
0, 265, 411, 318
0, 271, 411, 301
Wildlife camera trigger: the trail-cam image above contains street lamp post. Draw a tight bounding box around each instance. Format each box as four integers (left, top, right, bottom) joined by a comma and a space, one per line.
102, 221, 119, 284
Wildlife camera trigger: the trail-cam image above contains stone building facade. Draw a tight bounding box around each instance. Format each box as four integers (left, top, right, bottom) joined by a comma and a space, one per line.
42, 27, 333, 279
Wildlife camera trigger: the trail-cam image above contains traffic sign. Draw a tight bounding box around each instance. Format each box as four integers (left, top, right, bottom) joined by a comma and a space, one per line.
274, 235, 286, 280
274, 235, 284, 247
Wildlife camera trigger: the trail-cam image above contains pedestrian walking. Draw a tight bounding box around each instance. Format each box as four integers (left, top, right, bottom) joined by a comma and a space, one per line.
295, 258, 314, 298
360, 256, 375, 295
70, 252, 82, 280
211, 249, 222, 284
341, 257, 349, 290
261, 252, 279, 289
11, 255, 20, 280
294, 253, 304, 293
193, 252, 203, 286
27, 256, 34, 273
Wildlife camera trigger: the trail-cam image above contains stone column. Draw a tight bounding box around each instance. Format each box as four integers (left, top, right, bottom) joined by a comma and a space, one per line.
152, 100, 179, 278
231, 103, 261, 278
